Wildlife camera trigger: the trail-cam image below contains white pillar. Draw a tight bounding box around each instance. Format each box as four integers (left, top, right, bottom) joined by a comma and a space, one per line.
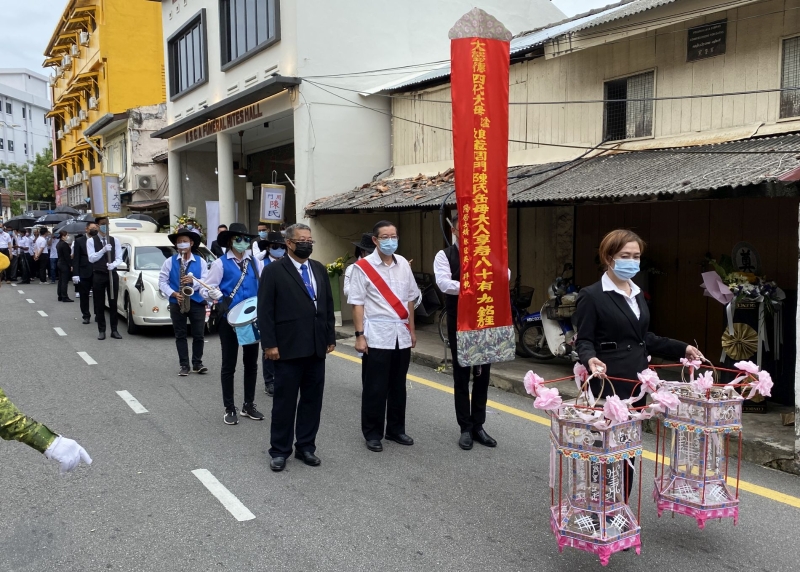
168, 148, 183, 223
217, 132, 235, 227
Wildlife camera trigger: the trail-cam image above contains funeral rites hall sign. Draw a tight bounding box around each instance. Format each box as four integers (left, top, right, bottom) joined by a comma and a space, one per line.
449, 8, 515, 366
687, 20, 727, 62
184, 103, 263, 144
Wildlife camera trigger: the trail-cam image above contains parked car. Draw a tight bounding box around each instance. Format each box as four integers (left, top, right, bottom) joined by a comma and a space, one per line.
111, 232, 216, 334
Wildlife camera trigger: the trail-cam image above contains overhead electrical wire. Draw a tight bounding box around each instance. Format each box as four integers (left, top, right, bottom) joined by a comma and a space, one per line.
302, 79, 800, 155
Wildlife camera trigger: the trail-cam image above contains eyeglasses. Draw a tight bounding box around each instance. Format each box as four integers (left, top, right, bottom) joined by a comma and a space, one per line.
233, 236, 251, 244
288, 238, 315, 245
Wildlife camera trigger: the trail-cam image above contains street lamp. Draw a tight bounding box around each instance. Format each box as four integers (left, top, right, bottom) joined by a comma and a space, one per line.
0, 121, 29, 211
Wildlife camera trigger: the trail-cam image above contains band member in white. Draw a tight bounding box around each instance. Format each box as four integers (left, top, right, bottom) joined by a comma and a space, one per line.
159, 229, 210, 376
204, 223, 265, 425
86, 217, 123, 340
348, 220, 420, 453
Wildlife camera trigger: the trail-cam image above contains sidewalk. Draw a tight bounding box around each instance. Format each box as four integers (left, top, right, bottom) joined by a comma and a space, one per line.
336, 320, 799, 475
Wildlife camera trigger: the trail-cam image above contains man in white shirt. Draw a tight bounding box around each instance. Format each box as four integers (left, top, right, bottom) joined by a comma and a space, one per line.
87, 216, 123, 340
16, 231, 32, 284
0, 227, 11, 284
48, 230, 60, 284
433, 217, 498, 451
348, 220, 420, 453
5, 227, 20, 284
32, 227, 48, 284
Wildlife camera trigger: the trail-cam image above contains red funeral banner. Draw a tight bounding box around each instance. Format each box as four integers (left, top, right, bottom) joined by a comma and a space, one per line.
449, 9, 515, 366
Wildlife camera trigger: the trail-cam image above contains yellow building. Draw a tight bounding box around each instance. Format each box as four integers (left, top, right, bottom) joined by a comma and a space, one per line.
44, 0, 165, 208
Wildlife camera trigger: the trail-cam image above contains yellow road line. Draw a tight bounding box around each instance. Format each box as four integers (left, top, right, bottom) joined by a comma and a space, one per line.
331, 351, 800, 509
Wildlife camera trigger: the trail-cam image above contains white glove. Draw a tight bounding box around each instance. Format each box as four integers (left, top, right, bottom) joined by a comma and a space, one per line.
44, 436, 92, 474
103, 244, 113, 252
208, 288, 223, 300
107, 262, 116, 270
72, 276, 80, 284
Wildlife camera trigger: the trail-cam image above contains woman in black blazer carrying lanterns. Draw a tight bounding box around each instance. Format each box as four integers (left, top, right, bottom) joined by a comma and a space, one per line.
573, 229, 704, 403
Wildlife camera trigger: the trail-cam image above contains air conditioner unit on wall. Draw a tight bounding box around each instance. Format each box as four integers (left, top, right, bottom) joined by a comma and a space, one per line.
62, 55, 72, 69
80, 31, 90, 46
135, 174, 157, 191
82, 170, 89, 181
88, 97, 98, 110
64, 123, 71, 134
70, 44, 80, 57
57, 130, 64, 140
79, 109, 88, 121
54, 66, 61, 77
59, 179, 65, 188
72, 117, 81, 129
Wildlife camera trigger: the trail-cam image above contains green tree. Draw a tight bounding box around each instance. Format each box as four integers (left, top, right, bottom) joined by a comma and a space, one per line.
0, 145, 55, 204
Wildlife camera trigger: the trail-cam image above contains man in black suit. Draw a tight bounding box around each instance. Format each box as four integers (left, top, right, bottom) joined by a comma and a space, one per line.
210, 224, 227, 258
258, 223, 335, 472
72, 222, 96, 324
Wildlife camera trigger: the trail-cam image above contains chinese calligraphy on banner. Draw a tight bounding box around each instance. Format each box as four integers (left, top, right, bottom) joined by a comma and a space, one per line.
450, 9, 515, 366
260, 184, 285, 224
89, 174, 122, 218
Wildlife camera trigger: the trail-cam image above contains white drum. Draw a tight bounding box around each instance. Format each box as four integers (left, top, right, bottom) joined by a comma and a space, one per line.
227, 296, 260, 345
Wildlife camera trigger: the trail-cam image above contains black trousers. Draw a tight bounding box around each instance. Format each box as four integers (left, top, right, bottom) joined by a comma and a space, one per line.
447, 313, 491, 432
8, 254, 18, 281
57, 264, 71, 300
361, 343, 411, 441
77, 275, 92, 319
269, 356, 326, 458
262, 355, 275, 386
37, 255, 48, 282
218, 318, 258, 410
92, 269, 119, 332
169, 301, 206, 367
25, 253, 35, 283
0, 248, 9, 281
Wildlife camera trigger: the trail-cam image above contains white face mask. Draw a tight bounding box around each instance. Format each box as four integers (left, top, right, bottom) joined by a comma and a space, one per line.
177, 242, 191, 251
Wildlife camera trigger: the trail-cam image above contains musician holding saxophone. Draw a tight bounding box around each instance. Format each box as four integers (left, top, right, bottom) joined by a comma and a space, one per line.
158, 229, 210, 377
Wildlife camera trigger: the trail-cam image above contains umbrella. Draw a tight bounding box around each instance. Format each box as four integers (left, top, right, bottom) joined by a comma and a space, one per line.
24, 210, 51, 217
35, 213, 73, 224
4, 216, 36, 230
55, 205, 81, 215
127, 213, 159, 226
54, 221, 89, 234
75, 213, 94, 222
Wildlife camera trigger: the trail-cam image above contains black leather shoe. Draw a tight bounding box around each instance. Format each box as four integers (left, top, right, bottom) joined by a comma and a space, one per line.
63, 298, 74, 303
459, 431, 473, 450
97, 332, 106, 340
82, 317, 91, 324
294, 450, 321, 467
385, 433, 414, 446
110, 331, 122, 339
269, 457, 286, 472
472, 428, 497, 447
265, 382, 275, 396
366, 440, 383, 452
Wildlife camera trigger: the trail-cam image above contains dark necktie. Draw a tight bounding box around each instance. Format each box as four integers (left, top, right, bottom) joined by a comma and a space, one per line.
300, 264, 315, 299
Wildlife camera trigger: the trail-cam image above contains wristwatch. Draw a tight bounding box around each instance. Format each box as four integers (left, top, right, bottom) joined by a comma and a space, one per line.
354, 331, 364, 337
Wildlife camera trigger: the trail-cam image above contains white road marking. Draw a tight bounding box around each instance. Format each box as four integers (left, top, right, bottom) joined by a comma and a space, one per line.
115, 390, 148, 414
54, 327, 67, 336
37, 311, 48, 317
77, 352, 97, 365
191, 469, 255, 522
26, 299, 34, 304
17, 290, 24, 294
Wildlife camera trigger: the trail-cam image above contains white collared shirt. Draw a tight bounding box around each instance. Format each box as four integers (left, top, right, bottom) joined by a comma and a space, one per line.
205, 249, 264, 295
86, 233, 123, 269
602, 272, 641, 319
347, 249, 421, 350
0, 231, 10, 249
287, 253, 318, 308
158, 252, 209, 299
433, 247, 512, 296
34, 236, 47, 256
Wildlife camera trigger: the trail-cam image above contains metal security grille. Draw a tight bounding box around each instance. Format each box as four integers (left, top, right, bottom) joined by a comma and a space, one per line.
604, 71, 654, 141
220, 0, 279, 67
781, 37, 800, 119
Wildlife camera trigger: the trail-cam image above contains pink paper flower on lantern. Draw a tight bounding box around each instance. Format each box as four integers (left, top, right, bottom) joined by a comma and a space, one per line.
523, 371, 544, 396
750, 370, 773, 398
573, 362, 589, 384
690, 370, 714, 394
533, 387, 562, 411
603, 395, 630, 424
734, 361, 759, 376
637, 369, 661, 393
651, 389, 680, 412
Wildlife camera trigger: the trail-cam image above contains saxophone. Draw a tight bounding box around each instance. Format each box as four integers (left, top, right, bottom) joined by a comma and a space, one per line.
179, 258, 193, 314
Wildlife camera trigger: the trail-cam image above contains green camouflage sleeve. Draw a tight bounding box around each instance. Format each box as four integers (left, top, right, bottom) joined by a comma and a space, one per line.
0, 387, 57, 453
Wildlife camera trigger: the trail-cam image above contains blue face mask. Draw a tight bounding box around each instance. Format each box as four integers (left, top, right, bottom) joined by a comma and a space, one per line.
186, 225, 194, 231
232, 240, 248, 253
99, 224, 108, 233
269, 246, 285, 258
258, 231, 268, 240
378, 238, 398, 256
612, 259, 640, 280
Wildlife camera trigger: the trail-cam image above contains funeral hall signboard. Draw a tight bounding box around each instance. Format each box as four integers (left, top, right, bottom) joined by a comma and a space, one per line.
687, 20, 727, 62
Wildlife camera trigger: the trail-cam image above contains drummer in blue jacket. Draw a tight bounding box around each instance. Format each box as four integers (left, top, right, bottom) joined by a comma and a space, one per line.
204, 223, 265, 425
253, 230, 286, 396
158, 229, 210, 377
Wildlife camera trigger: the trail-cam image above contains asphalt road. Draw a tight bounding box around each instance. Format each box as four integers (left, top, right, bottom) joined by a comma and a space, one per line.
2, 282, 800, 571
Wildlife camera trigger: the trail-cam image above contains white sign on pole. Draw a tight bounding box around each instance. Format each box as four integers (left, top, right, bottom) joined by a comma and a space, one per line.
260, 184, 285, 224
89, 174, 122, 217
187, 206, 197, 218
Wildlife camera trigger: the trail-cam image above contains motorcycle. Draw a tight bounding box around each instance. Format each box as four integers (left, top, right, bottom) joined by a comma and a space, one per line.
516, 264, 580, 361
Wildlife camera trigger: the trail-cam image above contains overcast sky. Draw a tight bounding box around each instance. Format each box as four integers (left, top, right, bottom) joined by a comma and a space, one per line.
0, 0, 616, 74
